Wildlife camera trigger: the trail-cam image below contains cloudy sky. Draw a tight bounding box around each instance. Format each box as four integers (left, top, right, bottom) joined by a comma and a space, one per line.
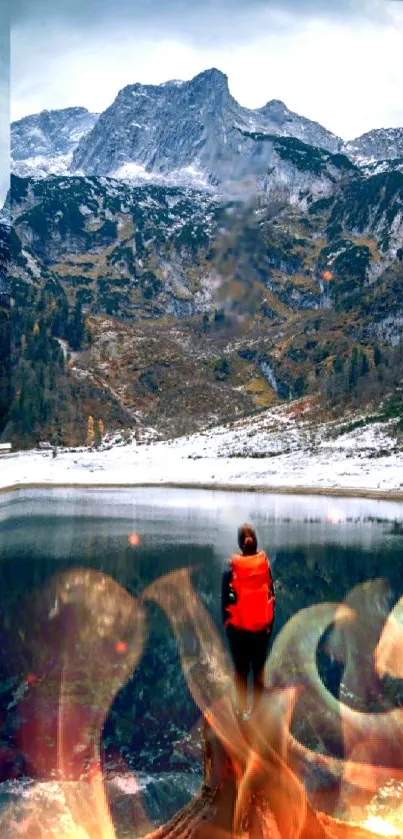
11, 0, 403, 141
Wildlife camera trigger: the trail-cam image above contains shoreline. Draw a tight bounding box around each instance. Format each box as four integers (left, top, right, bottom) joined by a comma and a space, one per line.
1, 480, 403, 502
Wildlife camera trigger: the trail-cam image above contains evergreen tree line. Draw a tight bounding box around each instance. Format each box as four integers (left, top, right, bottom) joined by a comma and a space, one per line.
322, 342, 403, 423
2, 272, 402, 448
0, 282, 89, 448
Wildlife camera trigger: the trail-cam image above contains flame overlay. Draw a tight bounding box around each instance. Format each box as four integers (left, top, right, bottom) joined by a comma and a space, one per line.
0, 567, 402, 838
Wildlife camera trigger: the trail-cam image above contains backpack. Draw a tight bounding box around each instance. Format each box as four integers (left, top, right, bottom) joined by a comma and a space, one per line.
225, 551, 274, 632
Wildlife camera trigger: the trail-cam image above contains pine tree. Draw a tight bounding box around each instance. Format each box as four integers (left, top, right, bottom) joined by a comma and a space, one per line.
333, 355, 344, 375
360, 351, 370, 377
94, 419, 104, 448
69, 298, 85, 351
202, 312, 209, 332
86, 415, 95, 447
348, 347, 360, 392
374, 346, 382, 367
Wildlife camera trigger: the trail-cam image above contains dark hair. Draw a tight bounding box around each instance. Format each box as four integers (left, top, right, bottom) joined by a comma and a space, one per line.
238, 523, 258, 555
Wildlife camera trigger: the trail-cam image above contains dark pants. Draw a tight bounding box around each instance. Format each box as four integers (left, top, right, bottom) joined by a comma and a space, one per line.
226, 624, 272, 714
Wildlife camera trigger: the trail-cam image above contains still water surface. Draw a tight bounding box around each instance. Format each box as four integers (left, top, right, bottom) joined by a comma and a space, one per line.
0, 487, 402, 779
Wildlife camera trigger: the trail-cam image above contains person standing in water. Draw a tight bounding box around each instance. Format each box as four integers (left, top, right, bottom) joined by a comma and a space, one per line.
221, 524, 275, 719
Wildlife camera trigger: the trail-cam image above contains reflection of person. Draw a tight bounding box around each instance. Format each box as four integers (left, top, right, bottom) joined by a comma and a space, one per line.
221, 524, 275, 719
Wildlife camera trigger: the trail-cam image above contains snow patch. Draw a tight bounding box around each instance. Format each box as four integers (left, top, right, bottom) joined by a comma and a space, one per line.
11, 152, 74, 178
1, 406, 402, 496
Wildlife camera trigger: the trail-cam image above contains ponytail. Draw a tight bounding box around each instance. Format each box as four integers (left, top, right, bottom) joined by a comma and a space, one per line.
237, 524, 258, 555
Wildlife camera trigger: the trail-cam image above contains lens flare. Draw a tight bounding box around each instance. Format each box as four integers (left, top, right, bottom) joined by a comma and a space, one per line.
127, 532, 141, 547
326, 508, 344, 524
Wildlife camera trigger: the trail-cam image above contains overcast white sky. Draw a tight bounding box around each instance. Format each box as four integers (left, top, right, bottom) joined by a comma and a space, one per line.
10, 0, 403, 142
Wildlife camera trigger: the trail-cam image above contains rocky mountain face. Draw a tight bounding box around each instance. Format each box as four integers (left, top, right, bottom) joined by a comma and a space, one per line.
11, 69, 403, 198
10, 175, 223, 315
342, 127, 403, 164
11, 107, 99, 178
8, 156, 403, 442
11, 157, 403, 311
70, 69, 344, 194
6, 68, 403, 445
255, 97, 341, 151
11, 70, 403, 188
7, 70, 344, 196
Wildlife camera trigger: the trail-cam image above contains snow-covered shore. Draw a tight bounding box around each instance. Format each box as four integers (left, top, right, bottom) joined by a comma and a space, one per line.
1, 406, 403, 499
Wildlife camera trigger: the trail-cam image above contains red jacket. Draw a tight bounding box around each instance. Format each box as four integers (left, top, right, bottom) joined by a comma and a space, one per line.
221, 551, 275, 632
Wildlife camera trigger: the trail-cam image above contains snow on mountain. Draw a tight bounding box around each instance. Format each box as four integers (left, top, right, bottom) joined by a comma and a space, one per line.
9, 71, 403, 223
359, 158, 403, 177
10, 70, 346, 197
70, 69, 344, 194
0, 202, 10, 227
256, 98, 341, 153
12, 152, 78, 179
112, 160, 212, 191
11, 107, 99, 177
342, 127, 403, 166
10, 73, 403, 197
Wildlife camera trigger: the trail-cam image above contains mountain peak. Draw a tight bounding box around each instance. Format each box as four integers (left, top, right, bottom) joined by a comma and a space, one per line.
13, 67, 346, 183
41, 106, 91, 116
119, 69, 229, 99
342, 126, 403, 163
193, 67, 228, 81
189, 68, 229, 89
258, 99, 291, 118
11, 106, 100, 174
12, 105, 94, 127
263, 99, 289, 110
160, 79, 186, 88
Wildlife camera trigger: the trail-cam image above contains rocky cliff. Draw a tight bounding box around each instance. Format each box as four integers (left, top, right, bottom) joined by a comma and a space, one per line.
6, 69, 403, 445
11, 107, 99, 178
12, 69, 402, 194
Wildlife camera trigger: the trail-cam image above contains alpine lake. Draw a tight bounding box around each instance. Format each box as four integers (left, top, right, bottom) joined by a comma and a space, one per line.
0, 486, 402, 834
